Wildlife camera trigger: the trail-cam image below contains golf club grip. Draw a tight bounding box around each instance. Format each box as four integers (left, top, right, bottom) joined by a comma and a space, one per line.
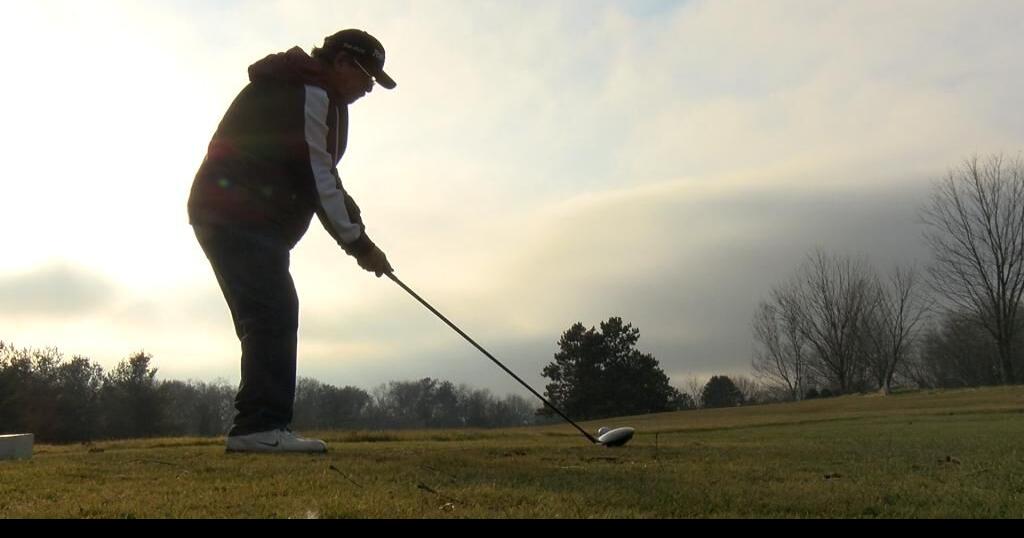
386, 272, 598, 444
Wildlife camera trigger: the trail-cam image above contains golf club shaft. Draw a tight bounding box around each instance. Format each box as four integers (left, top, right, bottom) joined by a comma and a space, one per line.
386, 272, 599, 444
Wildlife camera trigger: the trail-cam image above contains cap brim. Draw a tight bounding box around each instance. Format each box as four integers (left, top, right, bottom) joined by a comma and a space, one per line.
375, 69, 396, 90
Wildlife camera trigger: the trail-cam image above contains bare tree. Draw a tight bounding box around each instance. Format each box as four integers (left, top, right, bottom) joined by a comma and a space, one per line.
898, 342, 937, 389
916, 312, 1004, 388
731, 375, 762, 405
679, 375, 706, 408
794, 249, 874, 393
861, 266, 933, 394
752, 302, 789, 396
921, 154, 1024, 385
752, 281, 808, 400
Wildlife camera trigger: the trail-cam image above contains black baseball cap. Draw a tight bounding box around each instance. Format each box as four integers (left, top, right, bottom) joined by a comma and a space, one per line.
320, 29, 396, 90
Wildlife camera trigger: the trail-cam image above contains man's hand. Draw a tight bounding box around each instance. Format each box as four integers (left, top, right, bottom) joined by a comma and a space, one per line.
357, 245, 393, 277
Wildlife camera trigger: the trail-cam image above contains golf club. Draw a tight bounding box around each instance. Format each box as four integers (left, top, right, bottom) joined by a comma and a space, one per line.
387, 272, 635, 447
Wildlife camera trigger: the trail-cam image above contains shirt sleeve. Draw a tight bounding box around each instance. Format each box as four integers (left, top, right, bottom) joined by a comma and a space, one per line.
302, 85, 374, 255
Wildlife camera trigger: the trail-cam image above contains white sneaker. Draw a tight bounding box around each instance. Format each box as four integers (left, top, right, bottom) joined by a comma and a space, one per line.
225, 428, 327, 453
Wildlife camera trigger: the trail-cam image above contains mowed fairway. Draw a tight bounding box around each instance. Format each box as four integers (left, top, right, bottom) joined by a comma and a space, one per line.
2, 386, 1022, 518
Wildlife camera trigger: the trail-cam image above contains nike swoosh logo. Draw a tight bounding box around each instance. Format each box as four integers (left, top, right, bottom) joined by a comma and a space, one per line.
257, 441, 280, 447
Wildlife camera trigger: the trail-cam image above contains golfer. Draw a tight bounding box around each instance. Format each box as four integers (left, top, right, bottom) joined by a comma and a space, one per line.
188, 29, 395, 453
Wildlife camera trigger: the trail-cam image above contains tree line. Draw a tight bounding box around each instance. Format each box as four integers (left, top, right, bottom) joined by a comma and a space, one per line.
0, 343, 553, 444
752, 153, 1024, 398
2, 314, 747, 443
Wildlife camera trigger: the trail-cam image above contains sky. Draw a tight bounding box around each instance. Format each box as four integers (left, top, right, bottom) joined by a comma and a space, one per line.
2, 0, 1023, 398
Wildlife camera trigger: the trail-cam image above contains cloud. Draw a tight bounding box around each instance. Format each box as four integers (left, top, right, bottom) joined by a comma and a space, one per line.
605, 0, 1024, 185
0, 264, 118, 318
245, 0, 1024, 392
287, 168, 936, 393
2, 0, 1023, 394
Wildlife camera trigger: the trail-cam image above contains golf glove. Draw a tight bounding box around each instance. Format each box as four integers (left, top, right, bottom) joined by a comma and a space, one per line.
357, 245, 393, 277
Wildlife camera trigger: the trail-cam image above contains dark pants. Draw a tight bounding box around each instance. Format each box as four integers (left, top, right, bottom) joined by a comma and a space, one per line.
193, 224, 298, 436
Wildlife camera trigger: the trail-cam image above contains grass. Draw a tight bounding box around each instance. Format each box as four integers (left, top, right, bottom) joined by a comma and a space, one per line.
2, 386, 1022, 518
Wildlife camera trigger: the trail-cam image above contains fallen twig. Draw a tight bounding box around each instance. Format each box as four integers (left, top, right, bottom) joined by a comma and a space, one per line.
132, 459, 181, 467
419, 464, 458, 481
416, 482, 465, 504
329, 464, 363, 488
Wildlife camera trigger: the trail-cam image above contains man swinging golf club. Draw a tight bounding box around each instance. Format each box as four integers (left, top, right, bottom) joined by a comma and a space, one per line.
188, 29, 395, 453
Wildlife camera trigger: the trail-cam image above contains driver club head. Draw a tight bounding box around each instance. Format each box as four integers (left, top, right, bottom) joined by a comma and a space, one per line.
596, 426, 635, 447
